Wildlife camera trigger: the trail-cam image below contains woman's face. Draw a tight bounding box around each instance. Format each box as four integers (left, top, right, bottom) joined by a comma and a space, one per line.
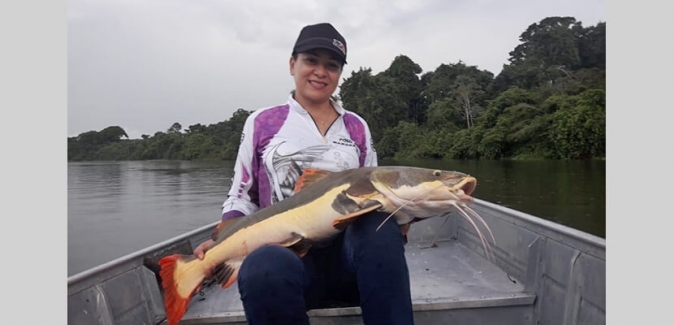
290, 49, 343, 106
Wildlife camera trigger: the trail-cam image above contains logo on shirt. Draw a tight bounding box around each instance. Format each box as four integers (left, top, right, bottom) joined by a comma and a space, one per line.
333, 137, 357, 148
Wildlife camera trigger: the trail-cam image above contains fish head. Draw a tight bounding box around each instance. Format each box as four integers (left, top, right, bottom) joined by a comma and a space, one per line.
369, 167, 477, 221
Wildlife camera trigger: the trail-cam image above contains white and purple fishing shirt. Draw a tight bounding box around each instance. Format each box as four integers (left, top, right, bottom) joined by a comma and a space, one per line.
221, 95, 378, 221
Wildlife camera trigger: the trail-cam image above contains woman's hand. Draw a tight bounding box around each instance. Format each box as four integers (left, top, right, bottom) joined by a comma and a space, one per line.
194, 239, 215, 260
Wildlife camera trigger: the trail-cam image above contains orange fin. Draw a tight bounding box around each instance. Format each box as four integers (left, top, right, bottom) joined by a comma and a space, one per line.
332, 204, 382, 231
211, 218, 240, 241
159, 254, 201, 325
212, 262, 238, 289
293, 169, 332, 193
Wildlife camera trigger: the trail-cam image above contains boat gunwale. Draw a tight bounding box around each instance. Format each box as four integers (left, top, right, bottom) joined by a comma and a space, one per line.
472, 199, 605, 258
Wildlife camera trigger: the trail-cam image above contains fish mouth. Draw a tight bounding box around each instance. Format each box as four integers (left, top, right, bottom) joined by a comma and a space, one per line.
450, 176, 477, 203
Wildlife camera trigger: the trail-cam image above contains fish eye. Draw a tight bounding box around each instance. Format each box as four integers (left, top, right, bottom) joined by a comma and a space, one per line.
433, 170, 441, 177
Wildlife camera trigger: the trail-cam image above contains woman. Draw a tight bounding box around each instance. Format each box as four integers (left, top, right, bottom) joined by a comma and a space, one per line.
194, 22, 414, 325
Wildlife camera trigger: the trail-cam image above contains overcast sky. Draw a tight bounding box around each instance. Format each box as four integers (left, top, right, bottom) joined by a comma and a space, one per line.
67, 0, 605, 139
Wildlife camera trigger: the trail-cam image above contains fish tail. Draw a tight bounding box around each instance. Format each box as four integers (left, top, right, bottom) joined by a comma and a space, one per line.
158, 254, 206, 325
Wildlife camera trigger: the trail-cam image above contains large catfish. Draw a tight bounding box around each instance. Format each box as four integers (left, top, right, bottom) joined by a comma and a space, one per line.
158, 166, 494, 325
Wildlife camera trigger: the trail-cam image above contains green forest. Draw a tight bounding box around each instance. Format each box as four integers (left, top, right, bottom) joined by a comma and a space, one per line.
68, 16, 605, 162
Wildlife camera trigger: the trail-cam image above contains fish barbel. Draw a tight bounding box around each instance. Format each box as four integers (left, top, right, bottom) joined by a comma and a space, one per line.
158, 166, 494, 325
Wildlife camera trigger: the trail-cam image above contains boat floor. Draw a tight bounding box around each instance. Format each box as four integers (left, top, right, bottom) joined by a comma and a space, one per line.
173, 240, 532, 324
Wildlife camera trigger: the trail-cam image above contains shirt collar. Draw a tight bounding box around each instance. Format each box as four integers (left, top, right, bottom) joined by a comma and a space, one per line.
287, 94, 345, 116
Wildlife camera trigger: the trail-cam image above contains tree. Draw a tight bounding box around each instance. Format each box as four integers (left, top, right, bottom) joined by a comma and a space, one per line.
493, 17, 604, 94
478, 87, 537, 128
424, 62, 493, 119
185, 123, 206, 134
574, 22, 606, 69
167, 122, 182, 134
99, 126, 128, 143
184, 133, 214, 160
453, 75, 484, 129
383, 55, 425, 123
509, 16, 581, 68
339, 68, 408, 145
549, 89, 605, 159
425, 97, 463, 131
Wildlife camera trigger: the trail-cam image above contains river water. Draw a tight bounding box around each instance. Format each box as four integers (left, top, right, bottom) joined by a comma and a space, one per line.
67, 159, 605, 276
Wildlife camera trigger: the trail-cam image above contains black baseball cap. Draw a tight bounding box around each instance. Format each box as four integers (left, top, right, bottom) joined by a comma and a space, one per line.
292, 23, 347, 64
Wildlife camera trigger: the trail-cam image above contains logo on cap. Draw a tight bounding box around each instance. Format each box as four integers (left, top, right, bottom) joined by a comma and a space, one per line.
332, 39, 346, 56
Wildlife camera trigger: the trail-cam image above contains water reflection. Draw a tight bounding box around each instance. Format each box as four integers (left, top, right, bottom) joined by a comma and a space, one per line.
67, 160, 234, 276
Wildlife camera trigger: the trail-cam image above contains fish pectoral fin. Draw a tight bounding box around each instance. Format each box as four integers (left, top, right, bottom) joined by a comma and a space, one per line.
212, 262, 238, 289
278, 232, 304, 246
293, 169, 332, 194
278, 232, 312, 258
289, 240, 312, 258
399, 222, 411, 236
332, 203, 382, 231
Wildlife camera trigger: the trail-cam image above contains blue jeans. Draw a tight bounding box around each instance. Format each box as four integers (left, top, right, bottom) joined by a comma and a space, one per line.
237, 211, 414, 325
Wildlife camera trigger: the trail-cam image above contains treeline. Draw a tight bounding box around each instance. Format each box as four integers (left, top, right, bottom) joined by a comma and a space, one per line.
67, 109, 250, 161
68, 16, 605, 161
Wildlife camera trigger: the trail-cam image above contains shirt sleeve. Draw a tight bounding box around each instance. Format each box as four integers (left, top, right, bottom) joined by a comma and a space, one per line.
221, 114, 260, 221
363, 120, 378, 167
